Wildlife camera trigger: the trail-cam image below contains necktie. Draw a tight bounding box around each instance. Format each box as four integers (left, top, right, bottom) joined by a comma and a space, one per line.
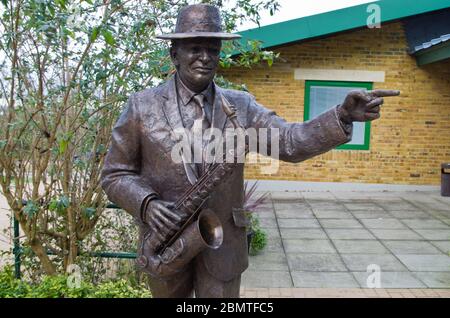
192, 94, 211, 176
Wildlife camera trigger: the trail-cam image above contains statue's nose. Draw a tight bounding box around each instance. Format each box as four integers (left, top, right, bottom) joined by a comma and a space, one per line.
199, 49, 211, 63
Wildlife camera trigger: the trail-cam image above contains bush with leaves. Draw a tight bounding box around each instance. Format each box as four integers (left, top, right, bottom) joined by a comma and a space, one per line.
0, 0, 280, 277
247, 213, 267, 255
0, 265, 151, 298
243, 181, 269, 255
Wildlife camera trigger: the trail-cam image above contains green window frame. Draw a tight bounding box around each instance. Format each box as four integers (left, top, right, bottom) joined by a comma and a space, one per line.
304, 80, 373, 151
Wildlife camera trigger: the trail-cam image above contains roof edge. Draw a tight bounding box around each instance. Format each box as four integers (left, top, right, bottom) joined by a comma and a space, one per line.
236, 0, 450, 50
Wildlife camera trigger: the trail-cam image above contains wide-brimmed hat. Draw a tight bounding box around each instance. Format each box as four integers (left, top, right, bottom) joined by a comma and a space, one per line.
156, 4, 241, 40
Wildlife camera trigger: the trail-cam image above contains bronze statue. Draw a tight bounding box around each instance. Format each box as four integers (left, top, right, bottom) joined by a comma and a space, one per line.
100, 4, 400, 298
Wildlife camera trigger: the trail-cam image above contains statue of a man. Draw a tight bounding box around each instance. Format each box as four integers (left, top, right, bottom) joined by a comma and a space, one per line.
101, 4, 399, 298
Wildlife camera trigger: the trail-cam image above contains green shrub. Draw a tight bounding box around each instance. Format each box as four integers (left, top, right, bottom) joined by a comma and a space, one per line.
0, 266, 30, 298
91, 280, 151, 298
0, 266, 151, 298
248, 215, 268, 255
250, 226, 268, 256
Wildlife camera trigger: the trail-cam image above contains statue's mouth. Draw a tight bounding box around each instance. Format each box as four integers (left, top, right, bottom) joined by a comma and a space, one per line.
194, 67, 213, 72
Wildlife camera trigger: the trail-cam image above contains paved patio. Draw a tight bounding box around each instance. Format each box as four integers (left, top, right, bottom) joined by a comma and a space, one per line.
242, 190, 450, 290
1, 190, 449, 295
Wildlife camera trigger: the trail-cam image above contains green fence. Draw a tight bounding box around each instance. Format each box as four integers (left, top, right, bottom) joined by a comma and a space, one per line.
12, 203, 137, 279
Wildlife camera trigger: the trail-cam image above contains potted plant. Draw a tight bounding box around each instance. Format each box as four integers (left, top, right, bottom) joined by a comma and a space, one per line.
243, 181, 269, 255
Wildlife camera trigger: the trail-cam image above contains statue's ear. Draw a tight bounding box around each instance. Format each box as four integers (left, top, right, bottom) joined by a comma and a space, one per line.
170, 45, 179, 68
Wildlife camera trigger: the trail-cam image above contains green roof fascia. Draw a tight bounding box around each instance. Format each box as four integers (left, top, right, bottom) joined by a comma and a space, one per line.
415, 40, 450, 65
236, 0, 450, 50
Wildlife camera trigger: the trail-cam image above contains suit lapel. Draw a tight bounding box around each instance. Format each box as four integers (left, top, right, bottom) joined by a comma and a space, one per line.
212, 84, 229, 133
160, 76, 199, 185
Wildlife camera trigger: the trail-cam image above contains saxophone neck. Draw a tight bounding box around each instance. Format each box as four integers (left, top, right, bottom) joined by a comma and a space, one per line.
220, 94, 241, 129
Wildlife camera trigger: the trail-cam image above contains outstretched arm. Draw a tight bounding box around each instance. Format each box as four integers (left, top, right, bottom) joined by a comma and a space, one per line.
246, 89, 400, 163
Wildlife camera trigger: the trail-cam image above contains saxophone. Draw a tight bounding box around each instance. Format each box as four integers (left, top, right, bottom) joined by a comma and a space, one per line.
136, 94, 248, 277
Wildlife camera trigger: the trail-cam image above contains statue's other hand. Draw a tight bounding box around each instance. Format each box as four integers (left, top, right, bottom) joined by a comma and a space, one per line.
145, 200, 185, 241
339, 89, 400, 123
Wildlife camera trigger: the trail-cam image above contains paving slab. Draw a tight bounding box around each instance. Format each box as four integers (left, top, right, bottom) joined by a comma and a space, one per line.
241, 270, 293, 288
430, 241, 450, 254
280, 228, 328, 240
417, 201, 450, 211
307, 203, 347, 211
413, 272, 450, 288
292, 272, 359, 288
275, 209, 315, 219
425, 210, 450, 220
414, 229, 450, 240
264, 237, 284, 253
277, 218, 320, 229
273, 202, 310, 212
360, 218, 406, 229
270, 191, 302, 201
263, 228, 282, 240
319, 219, 363, 229
352, 272, 426, 289
370, 229, 423, 240
333, 240, 389, 254
341, 254, 408, 272
351, 211, 393, 219
383, 240, 443, 255
255, 210, 277, 219
344, 203, 385, 211
388, 210, 433, 219
283, 239, 336, 254
376, 202, 420, 211
248, 252, 290, 271
402, 219, 450, 229
313, 210, 354, 219
287, 254, 347, 272
396, 254, 450, 272
325, 229, 375, 240
259, 218, 278, 228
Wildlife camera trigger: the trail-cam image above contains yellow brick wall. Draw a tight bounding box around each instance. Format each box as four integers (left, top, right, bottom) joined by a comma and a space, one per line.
222, 22, 450, 185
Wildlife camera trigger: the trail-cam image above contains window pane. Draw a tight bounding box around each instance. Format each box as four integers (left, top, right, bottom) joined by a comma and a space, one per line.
309, 85, 367, 146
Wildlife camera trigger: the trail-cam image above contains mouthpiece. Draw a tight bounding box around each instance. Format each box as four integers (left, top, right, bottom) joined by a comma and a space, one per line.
220, 95, 237, 119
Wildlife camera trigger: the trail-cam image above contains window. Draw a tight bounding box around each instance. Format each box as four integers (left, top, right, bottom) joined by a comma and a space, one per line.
304, 80, 373, 150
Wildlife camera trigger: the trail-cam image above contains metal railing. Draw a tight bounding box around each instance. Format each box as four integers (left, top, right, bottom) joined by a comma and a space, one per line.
12, 203, 137, 279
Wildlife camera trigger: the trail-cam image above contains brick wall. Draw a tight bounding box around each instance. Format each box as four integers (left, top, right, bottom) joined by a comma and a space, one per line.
222, 22, 450, 186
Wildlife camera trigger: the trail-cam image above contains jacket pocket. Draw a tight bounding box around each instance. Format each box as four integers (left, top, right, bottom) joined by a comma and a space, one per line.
232, 207, 250, 228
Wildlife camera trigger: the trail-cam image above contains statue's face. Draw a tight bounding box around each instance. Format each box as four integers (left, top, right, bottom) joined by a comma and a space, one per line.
171, 38, 222, 93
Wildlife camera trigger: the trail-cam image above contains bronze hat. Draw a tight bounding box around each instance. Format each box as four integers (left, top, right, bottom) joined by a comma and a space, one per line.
157, 4, 241, 40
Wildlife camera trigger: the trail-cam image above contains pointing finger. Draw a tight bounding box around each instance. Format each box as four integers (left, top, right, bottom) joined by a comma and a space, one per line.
370, 90, 400, 97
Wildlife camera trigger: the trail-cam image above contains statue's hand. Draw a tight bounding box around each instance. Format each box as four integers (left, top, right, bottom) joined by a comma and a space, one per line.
338, 89, 400, 124
144, 200, 185, 245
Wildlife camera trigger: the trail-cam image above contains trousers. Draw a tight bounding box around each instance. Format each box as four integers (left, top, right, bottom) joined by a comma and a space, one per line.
147, 256, 241, 298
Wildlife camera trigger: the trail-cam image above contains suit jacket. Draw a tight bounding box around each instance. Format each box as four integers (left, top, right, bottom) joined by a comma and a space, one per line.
100, 76, 352, 281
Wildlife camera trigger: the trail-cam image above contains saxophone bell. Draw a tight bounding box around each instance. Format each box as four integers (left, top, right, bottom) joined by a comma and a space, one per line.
137, 209, 223, 278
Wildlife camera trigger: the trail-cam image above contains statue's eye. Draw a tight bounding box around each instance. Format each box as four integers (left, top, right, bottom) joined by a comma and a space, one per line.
191, 47, 201, 54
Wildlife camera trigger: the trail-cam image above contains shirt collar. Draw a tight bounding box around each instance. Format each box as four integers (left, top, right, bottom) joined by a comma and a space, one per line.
176, 74, 214, 106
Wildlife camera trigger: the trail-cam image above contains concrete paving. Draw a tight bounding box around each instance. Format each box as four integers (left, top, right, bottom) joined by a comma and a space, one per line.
1, 190, 449, 291
242, 190, 450, 289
